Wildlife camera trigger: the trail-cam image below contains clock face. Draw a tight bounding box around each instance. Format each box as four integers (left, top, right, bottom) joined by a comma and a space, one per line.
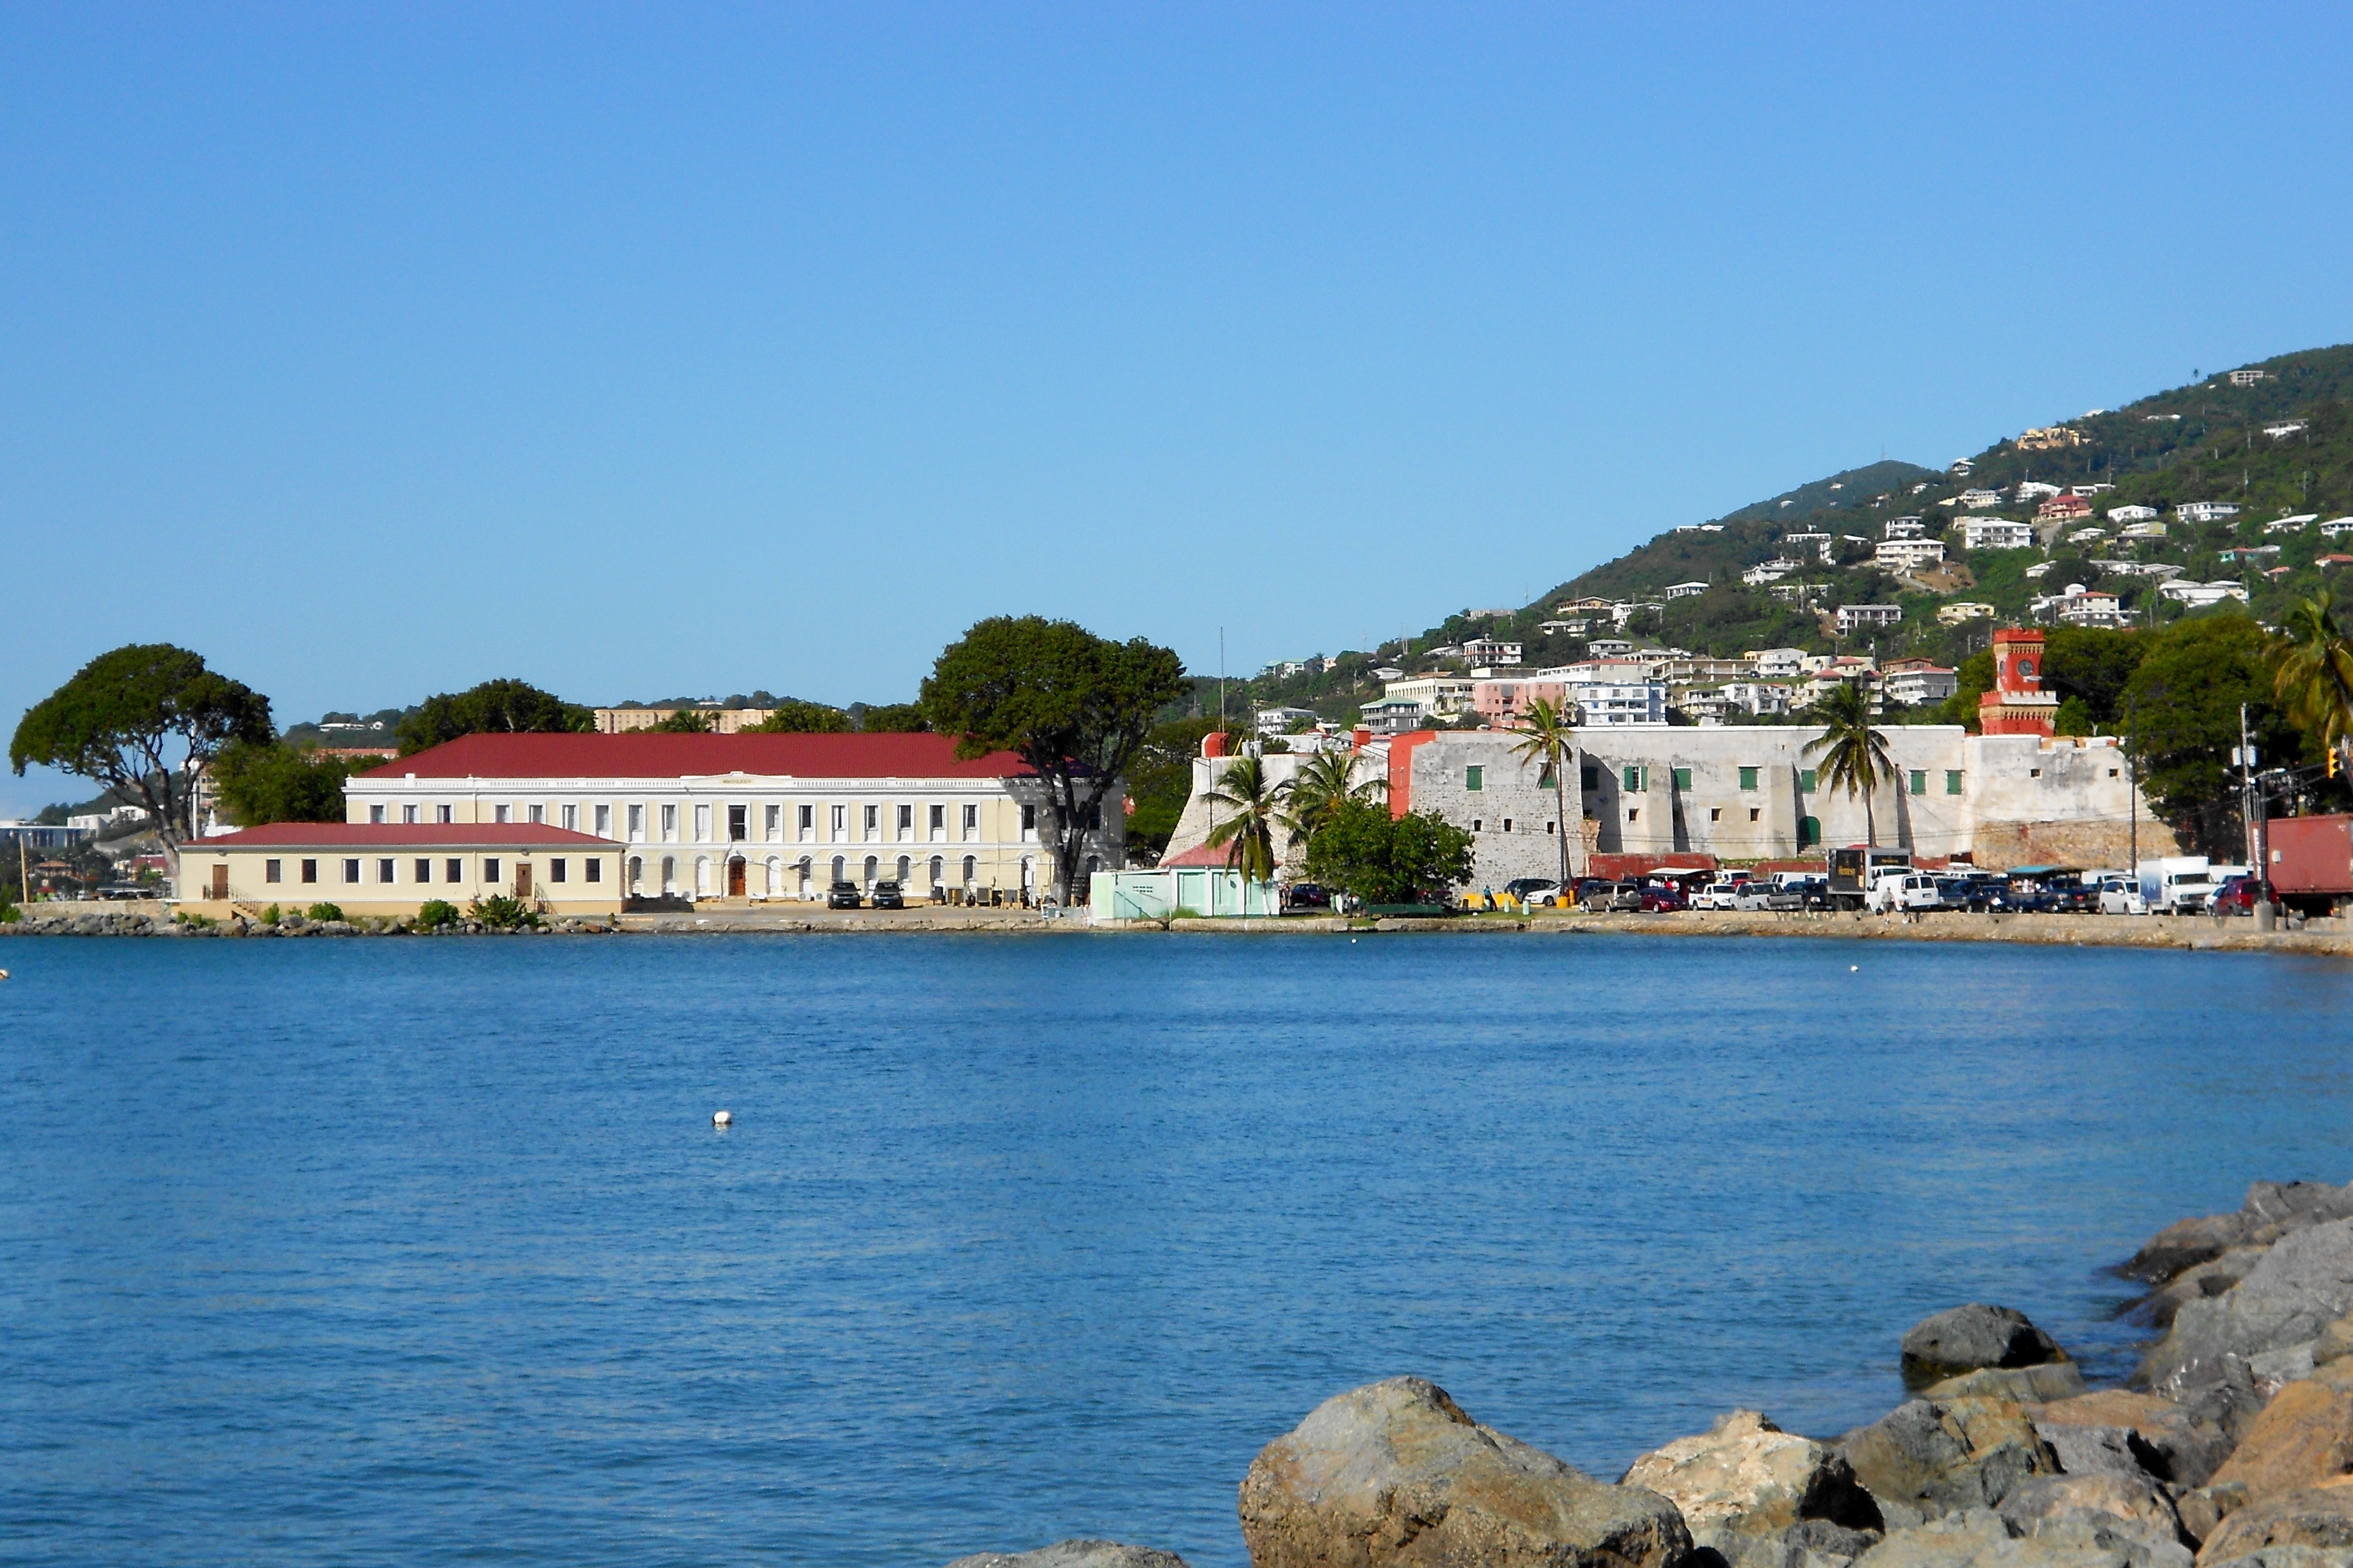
2017, 659, 2036, 678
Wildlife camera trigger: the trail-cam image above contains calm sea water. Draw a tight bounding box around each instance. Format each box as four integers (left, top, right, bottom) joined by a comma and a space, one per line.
3, 932, 2352, 1567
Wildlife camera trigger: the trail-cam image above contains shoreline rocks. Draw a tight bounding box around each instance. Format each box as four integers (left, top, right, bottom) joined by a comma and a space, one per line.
946, 1543, 1193, 1568
1903, 1307, 2073, 1388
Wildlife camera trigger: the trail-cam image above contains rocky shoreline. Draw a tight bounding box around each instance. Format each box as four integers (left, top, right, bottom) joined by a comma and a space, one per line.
953, 1179, 2353, 1568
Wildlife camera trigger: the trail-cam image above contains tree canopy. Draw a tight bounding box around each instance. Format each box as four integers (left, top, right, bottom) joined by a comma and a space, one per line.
920, 616, 1187, 904
212, 739, 355, 826
752, 700, 854, 733
854, 702, 931, 733
396, 679, 592, 755
2125, 614, 2300, 851
10, 643, 271, 848
1300, 798, 1475, 907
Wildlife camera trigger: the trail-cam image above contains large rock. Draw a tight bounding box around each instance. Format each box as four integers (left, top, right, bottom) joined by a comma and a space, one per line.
1236, 1376, 1692, 1568
2131, 1253, 2272, 1334
946, 1544, 1193, 1568
2141, 1224, 2353, 1390
1844, 1399, 2060, 1517
1624, 1410, 1881, 1545
1996, 1474, 2190, 1559
2209, 1366, 2353, 1503
2194, 1485, 2353, 1566
1930, 1367, 2090, 1405
2125, 1184, 2353, 1288
1904, 1309, 2071, 1385
1852, 1507, 2180, 1568
2036, 1392, 2239, 1490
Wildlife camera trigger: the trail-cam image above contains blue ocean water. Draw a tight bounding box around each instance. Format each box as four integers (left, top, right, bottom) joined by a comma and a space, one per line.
2, 933, 2351, 1567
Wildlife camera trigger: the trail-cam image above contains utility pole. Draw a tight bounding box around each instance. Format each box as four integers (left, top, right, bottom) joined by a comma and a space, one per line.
2126, 698, 2139, 881
2239, 702, 2260, 873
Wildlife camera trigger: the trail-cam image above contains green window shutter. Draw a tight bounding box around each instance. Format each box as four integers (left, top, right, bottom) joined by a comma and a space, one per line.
1738, 765, 1758, 791
1538, 766, 1556, 789
1800, 768, 1817, 792
1798, 815, 1822, 848
1465, 765, 1483, 791
1672, 766, 1692, 791
1909, 769, 1927, 796
1946, 769, 1964, 796
1623, 765, 1642, 792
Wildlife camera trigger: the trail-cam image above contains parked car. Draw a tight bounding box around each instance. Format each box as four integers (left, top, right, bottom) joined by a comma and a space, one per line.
827, 880, 861, 909
1503, 877, 1561, 907
2209, 876, 2273, 916
1571, 877, 1614, 908
870, 879, 906, 910
2096, 874, 2145, 915
1636, 883, 1688, 912
1284, 881, 1333, 911
2044, 881, 2100, 914
1935, 876, 1992, 911
1600, 880, 1649, 912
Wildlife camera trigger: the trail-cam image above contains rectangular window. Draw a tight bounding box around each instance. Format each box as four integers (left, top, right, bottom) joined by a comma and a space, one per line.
929, 804, 946, 840
1708, 807, 1721, 822
446, 858, 462, 883
414, 858, 431, 883
862, 804, 879, 838
377, 858, 395, 883
527, 804, 544, 825
1748, 808, 1761, 823
485, 857, 501, 883
1472, 818, 1483, 833
1623, 765, 1643, 792
1020, 804, 1037, 837
661, 804, 678, 841
1909, 769, 1927, 796
728, 805, 747, 841
265, 859, 282, 883
1672, 766, 1692, 791
301, 859, 318, 883
1738, 766, 1759, 791
437, 803, 454, 824
798, 804, 815, 840
962, 804, 979, 838
585, 858, 601, 883
626, 804, 643, 841
1800, 769, 1818, 792
560, 804, 577, 831
402, 804, 418, 824
369, 803, 386, 824
897, 804, 913, 838
595, 804, 611, 837
342, 858, 361, 883
550, 859, 567, 883
1581, 765, 1599, 791
764, 804, 780, 841
494, 804, 511, 824
1628, 807, 1640, 822
695, 804, 712, 841
1947, 770, 1965, 796
831, 804, 846, 839
1465, 765, 1484, 791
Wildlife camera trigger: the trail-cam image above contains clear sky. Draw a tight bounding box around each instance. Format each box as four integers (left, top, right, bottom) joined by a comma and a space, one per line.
5, 4, 2351, 812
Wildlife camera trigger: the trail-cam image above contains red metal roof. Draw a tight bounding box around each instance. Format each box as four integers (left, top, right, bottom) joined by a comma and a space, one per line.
357, 731, 1036, 781
192, 824, 620, 848
1158, 840, 1240, 868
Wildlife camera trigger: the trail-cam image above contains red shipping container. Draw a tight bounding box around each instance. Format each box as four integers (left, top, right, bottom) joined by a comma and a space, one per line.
2268, 815, 2353, 898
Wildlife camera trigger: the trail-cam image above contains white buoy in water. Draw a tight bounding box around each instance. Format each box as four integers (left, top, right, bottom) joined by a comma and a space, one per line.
1850, 965, 1859, 972
712, 1109, 733, 1128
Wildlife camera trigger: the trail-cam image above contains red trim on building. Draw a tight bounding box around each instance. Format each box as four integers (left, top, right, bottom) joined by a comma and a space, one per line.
193, 824, 619, 847
358, 732, 1035, 781
1387, 731, 1438, 817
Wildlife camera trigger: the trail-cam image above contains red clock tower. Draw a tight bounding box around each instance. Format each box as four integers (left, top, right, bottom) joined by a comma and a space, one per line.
1979, 628, 2058, 737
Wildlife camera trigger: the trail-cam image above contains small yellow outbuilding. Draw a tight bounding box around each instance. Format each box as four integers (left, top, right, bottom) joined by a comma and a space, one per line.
176, 823, 625, 919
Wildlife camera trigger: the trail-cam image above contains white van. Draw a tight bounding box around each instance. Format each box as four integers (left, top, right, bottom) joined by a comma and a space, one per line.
1866, 870, 1943, 913
2137, 857, 2213, 914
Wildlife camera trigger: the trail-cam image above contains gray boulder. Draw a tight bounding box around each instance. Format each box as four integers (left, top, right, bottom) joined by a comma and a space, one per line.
1624, 1409, 1881, 1565
1853, 1508, 2179, 1568
2038, 1426, 2165, 1484
1930, 1367, 2090, 1405
2123, 1184, 2353, 1288
2034, 1393, 2238, 1492
945, 1542, 1192, 1568
2195, 1487, 2353, 1566
1844, 1399, 2060, 1517
2133, 1253, 2273, 1333
1236, 1376, 1692, 1568
2140, 1224, 2353, 1391
1997, 1473, 2190, 1559
1905, 1309, 2071, 1385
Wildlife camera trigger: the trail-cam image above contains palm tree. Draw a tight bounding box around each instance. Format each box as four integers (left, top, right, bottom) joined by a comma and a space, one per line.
2272, 590, 2353, 771
1505, 697, 1580, 889
1282, 747, 1386, 847
1802, 680, 1897, 847
1203, 755, 1289, 884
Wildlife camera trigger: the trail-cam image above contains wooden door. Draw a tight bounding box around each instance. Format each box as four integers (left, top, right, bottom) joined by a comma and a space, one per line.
514, 863, 532, 899
210, 864, 229, 899
728, 858, 746, 896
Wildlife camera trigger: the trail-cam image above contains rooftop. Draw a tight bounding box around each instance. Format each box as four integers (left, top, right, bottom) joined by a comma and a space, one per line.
357, 732, 1036, 781
194, 823, 620, 848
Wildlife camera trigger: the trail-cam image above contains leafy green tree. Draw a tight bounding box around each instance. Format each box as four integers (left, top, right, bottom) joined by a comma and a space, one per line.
1282, 747, 1385, 848
10, 643, 272, 850
1505, 696, 1578, 888
921, 615, 1187, 905
751, 700, 854, 733
650, 708, 713, 733
396, 679, 592, 755
855, 703, 931, 733
2272, 591, 2353, 768
2125, 614, 2299, 853
1802, 681, 1896, 846
1301, 797, 1476, 907
212, 740, 355, 825
1201, 755, 1288, 882
1940, 647, 1996, 728
2041, 627, 2149, 727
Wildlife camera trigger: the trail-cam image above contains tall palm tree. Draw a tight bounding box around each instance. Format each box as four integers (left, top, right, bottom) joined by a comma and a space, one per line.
1282, 747, 1386, 847
1802, 679, 1897, 847
1203, 755, 1289, 883
1506, 696, 1580, 888
2272, 590, 2353, 770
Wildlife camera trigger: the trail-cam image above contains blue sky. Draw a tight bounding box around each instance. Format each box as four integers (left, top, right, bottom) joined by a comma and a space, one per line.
5, 4, 2351, 812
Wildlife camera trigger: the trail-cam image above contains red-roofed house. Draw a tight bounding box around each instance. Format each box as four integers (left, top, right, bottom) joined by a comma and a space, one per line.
343, 732, 1114, 904
176, 822, 624, 916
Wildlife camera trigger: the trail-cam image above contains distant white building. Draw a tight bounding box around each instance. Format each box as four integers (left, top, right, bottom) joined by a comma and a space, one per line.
1883, 516, 1928, 540
2070, 483, 2116, 496
2056, 590, 2129, 629
1957, 488, 2004, 509
1937, 601, 1997, 626
2265, 423, 2307, 440
1381, 675, 1475, 715
1959, 518, 2036, 551
1783, 531, 1834, 561
1663, 581, 1710, 600
1742, 559, 1802, 586
2266, 514, 2321, 535
2016, 481, 2064, 502
1949, 458, 1975, 477
2117, 521, 2169, 542
2066, 526, 2108, 545
1835, 604, 1902, 633
2230, 368, 2269, 386
1718, 681, 1796, 718
2107, 504, 2160, 523
1881, 661, 1960, 707
1875, 538, 1948, 571
1748, 647, 1809, 679
1459, 639, 1523, 666
1255, 706, 1321, 736
1558, 663, 1669, 726
2158, 579, 2251, 608
2320, 519, 2353, 540
2177, 501, 2241, 524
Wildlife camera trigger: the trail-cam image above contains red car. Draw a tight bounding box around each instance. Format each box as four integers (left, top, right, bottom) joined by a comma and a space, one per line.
1637, 884, 1689, 912
2209, 877, 2271, 916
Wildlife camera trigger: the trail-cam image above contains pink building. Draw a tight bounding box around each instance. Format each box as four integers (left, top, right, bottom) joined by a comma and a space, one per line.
1472, 675, 1571, 724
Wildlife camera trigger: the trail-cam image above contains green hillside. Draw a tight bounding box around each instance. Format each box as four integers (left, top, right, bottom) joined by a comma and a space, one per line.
1228, 343, 2353, 722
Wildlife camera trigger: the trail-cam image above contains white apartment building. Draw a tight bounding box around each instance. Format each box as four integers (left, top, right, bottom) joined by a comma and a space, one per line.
1874, 538, 1948, 571
1558, 662, 1668, 726
1742, 559, 1802, 586
2321, 520, 2353, 539
1381, 675, 1476, 716
1459, 639, 1523, 666
1937, 602, 1996, 626
1255, 706, 1322, 735
2178, 502, 2241, 523
1664, 581, 1711, 600
1881, 662, 1959, 707
2107, 505, 2160, 523
1783, 531, 1833, 561
1958, 518, 2036, 551
1835, 604, 1902, 633
1958, 488, 2004, 509
1749, 647, 1808, 679
1883, 516, 1928, 539
2158, 580, 2251, 608
341, 732, 1112, 904
2118, 521, 2169, 541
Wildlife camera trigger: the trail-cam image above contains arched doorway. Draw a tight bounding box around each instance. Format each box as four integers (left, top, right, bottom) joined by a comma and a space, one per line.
660, 856, 677, 894
727, 857, 746, 897
862, 854, 879, 888
764, 856, 782, 896
628, 856, 643, 894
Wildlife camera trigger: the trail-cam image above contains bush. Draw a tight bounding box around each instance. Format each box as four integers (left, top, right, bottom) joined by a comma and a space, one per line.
414, 898, 460, 931
175, 911, 216, 929
305, 902, 344, 923
259, 903, 282, 925
470, 893, 540, 930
